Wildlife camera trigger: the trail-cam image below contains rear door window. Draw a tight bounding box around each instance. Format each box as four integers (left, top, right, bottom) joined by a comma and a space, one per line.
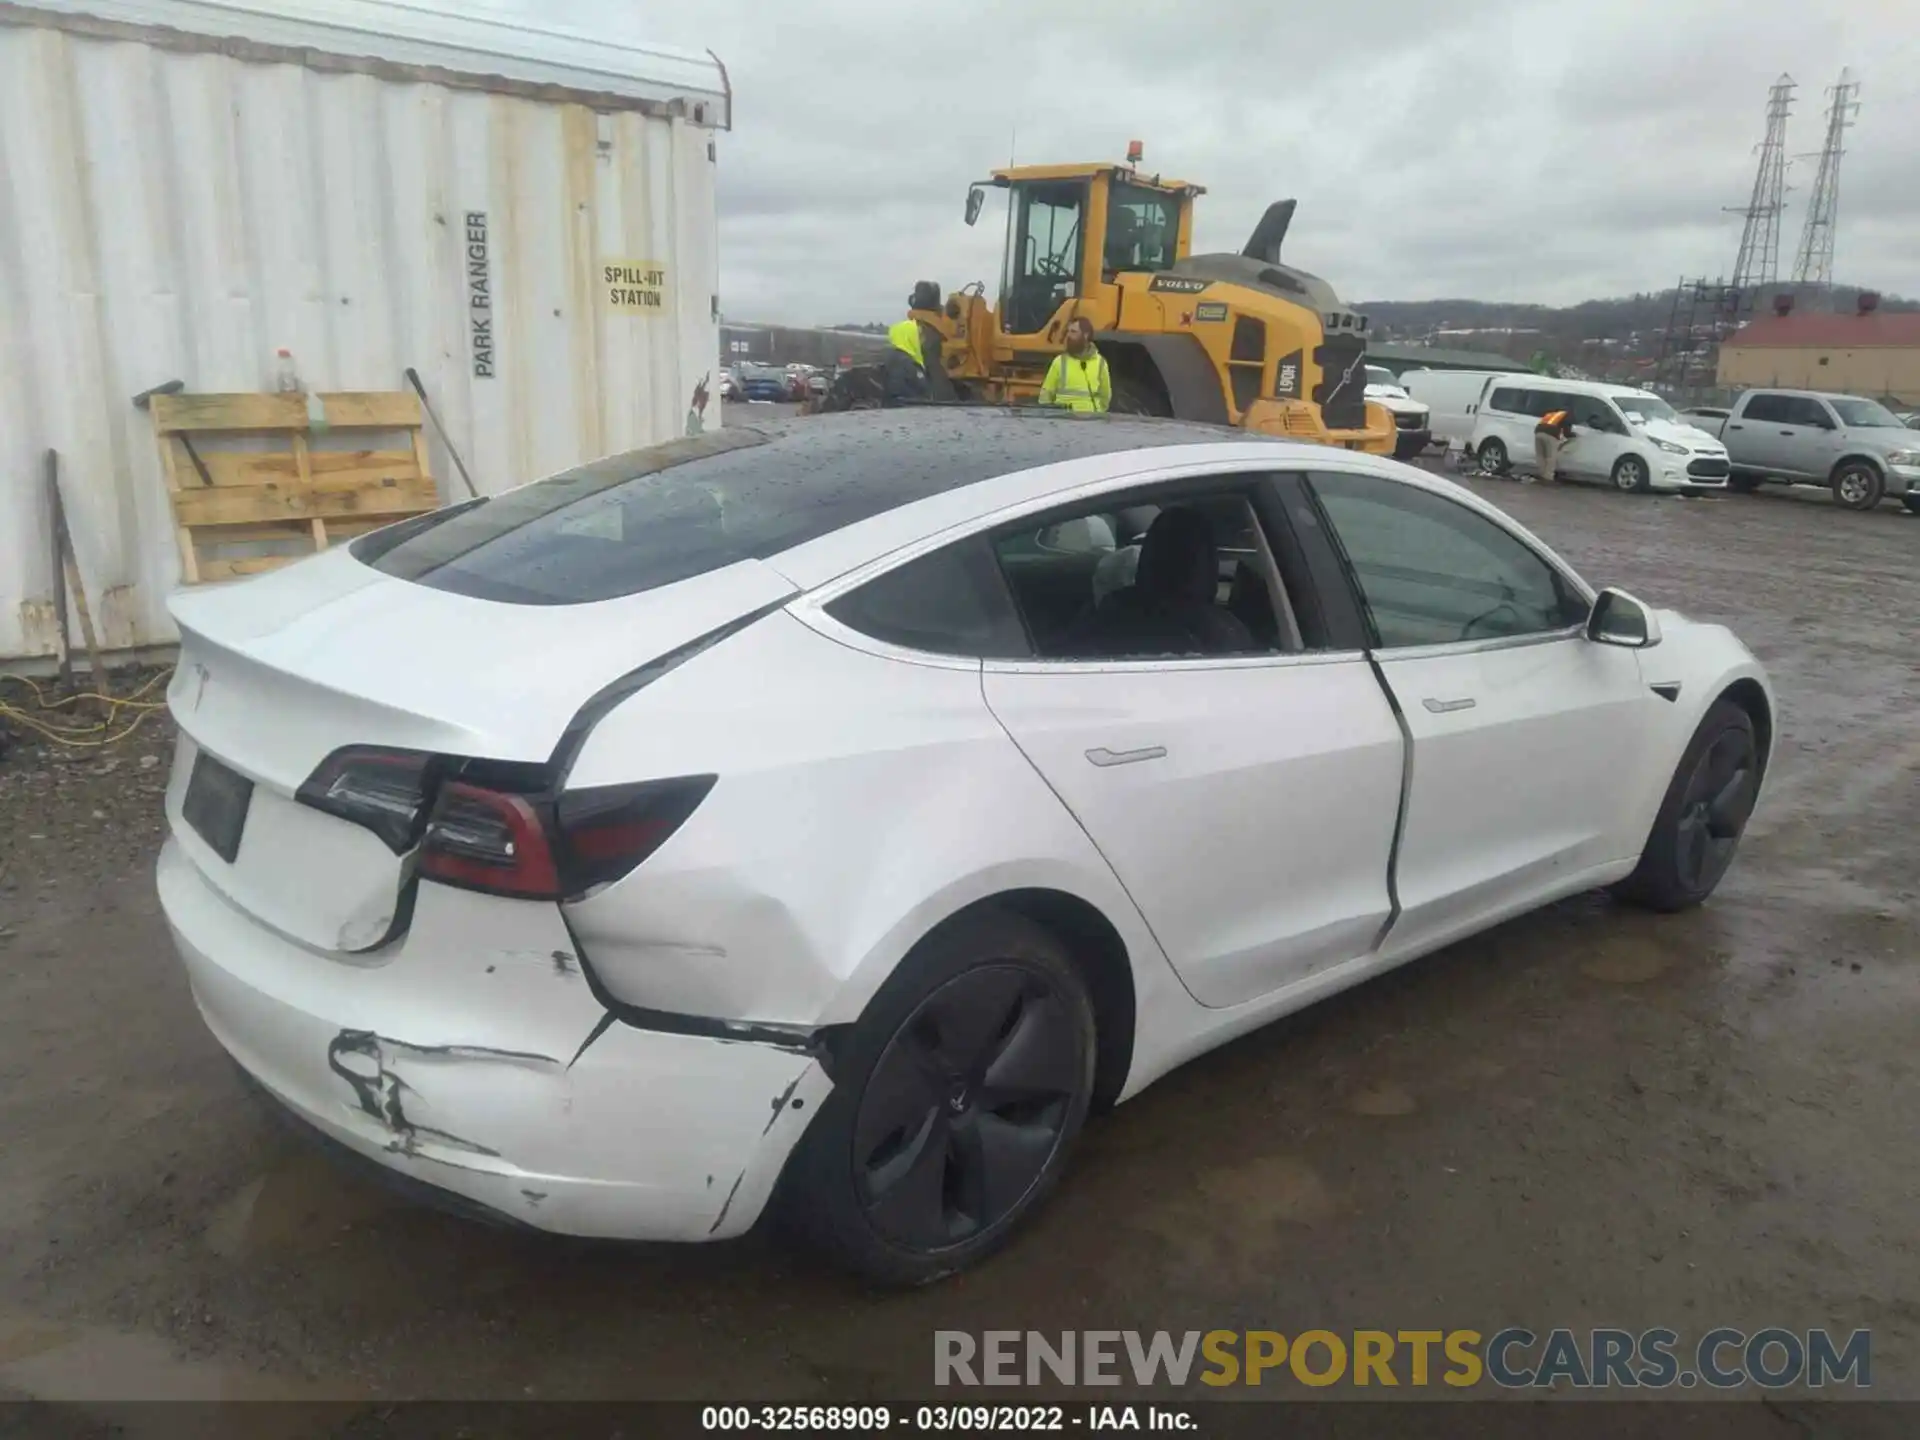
1741, 393, 1789, 424
990, 485, 1311, 660
1487, 387, 1527, 414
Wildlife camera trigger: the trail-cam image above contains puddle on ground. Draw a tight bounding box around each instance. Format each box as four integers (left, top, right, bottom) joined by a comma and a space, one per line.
1580, 938, 1674, 984
203, 1150, 396, 1260
1195, 1155, 1335, 1225
1347, 1080, 1417, 1116
1128, 1154, 1336, 1272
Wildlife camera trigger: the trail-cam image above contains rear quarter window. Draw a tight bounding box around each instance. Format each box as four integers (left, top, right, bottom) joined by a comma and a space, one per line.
824, 539, 1031, 659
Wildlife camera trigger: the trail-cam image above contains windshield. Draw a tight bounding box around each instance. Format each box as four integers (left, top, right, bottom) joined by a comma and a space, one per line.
1828, 397, 1906, 428
1365, 366, 1398, 386
1614, 394, 1679, 424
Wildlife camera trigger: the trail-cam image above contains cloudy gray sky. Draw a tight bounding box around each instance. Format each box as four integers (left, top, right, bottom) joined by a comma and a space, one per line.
480, 0, 1917, 325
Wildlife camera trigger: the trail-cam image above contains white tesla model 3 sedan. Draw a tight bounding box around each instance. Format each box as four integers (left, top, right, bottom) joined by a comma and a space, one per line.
158, 409, 1773, 1284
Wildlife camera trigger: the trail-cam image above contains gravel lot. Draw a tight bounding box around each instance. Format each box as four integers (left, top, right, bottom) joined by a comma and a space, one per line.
1, 467, 1914, 1415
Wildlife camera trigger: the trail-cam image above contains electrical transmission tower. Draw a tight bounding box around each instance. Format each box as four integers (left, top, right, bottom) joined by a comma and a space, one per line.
1726, 75, 1796, 302
1791, 69, 1860, 288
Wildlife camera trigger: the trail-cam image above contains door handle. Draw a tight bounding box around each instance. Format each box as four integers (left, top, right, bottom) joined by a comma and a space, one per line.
1085, 745, 1166, 767
1422, 697, 1476, 714
1727, 423, 1743, 430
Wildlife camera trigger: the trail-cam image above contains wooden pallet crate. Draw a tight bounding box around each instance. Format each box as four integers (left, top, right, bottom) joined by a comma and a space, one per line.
148, 390, 442, 583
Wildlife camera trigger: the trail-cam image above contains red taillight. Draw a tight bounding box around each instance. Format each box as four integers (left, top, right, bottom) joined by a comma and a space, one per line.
419, 775, 715, 901
419, 783, 562, 899
296, 747, 435, 853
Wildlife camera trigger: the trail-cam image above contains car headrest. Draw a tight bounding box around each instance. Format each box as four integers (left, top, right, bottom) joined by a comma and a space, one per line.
1136, 507, 1216, 607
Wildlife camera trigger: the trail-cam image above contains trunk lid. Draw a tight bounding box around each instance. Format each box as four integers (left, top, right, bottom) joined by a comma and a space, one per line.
165, 547, 795, 953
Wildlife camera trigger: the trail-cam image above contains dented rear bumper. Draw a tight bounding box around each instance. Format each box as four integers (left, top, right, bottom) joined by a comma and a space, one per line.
157, 840, 831, 1242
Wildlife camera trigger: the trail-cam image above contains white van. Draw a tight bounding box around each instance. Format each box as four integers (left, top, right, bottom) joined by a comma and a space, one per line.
1400, 370, 1525, 446
1467, 378, 1732, 493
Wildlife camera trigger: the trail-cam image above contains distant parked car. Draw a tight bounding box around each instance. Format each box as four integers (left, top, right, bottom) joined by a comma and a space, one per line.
1690, 389, 1920, 512
739, 365, 789, 403
1400, 369, 1529, 449
720, 369, 740, 402
807, 370, 829, 398
1469, 378, 1731, 493
1364, 365, 1432, 461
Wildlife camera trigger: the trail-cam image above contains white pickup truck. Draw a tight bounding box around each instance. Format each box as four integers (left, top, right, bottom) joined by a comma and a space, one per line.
1692, 389, 1920, 513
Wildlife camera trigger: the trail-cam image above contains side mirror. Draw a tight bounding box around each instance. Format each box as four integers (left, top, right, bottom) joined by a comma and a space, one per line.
965, 185, 985, 227
1586, 588, 1662, 649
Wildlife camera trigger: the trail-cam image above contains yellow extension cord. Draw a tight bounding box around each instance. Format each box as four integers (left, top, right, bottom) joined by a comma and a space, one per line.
0, 667, 174, 749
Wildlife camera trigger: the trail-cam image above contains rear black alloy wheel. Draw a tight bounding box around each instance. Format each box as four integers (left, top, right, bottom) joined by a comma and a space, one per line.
1615, 700, 1759, 912
1477, 437, 1510, 475
1831, 461, 1885, 511
784, 912, 1095, 1285
856, 966, 1079, 1251
1613, 454, 1652, 493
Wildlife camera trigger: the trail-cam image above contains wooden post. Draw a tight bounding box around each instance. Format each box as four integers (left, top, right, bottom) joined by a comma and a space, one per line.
46, 449, 112, 703
45, 448, 74, 693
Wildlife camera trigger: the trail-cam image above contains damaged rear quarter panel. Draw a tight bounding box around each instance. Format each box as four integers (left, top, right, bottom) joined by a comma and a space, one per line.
560, 612, 1176, 1034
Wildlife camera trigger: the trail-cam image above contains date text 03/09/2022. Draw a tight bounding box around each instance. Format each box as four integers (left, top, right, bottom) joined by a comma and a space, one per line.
701, 1405, 1192, 1432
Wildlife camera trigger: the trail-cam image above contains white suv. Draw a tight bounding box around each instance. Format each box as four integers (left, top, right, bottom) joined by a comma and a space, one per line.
1470, 379, 1730, 493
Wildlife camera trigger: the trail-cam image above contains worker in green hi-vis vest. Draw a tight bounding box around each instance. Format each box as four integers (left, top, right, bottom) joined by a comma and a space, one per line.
1039, 317, 1112, 414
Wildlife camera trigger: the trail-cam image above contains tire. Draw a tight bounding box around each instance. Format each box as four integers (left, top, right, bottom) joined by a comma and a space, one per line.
1904, 494, 1920, 515
1613, 700, 1759, 913
1830, 461, 1885, 511
1393, 434, 1428, 461
1476, 437, 1510, 475
1727, 472, 1762, 494
1109, 372, 1173, 418
1612, 454, 1652, 493
782, 910, 1097, 1286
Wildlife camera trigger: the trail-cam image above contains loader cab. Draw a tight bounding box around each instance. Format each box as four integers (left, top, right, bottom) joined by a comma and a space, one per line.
971, 164, 1198, 342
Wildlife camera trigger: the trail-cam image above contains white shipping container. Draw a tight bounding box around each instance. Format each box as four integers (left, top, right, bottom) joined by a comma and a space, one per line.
0, 0, 728, 660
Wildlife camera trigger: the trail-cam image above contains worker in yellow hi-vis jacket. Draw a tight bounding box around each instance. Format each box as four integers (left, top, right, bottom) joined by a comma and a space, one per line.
1039, 317, 1112, 413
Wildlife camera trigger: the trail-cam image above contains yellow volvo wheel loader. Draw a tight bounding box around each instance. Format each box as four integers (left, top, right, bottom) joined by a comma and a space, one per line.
894, 150, 1394, 452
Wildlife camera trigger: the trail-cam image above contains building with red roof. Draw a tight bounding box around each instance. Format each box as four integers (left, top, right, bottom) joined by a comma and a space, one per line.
1718, 294, 1920, 405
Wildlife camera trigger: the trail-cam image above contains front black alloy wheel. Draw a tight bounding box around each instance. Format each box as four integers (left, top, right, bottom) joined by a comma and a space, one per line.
1615, 700, 1759, 912
783, 911, 1096, 1285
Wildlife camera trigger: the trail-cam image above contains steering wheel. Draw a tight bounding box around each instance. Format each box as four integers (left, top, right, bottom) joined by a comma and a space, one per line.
1032, 253, 1074, 280
1460, 600, 1521, 640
